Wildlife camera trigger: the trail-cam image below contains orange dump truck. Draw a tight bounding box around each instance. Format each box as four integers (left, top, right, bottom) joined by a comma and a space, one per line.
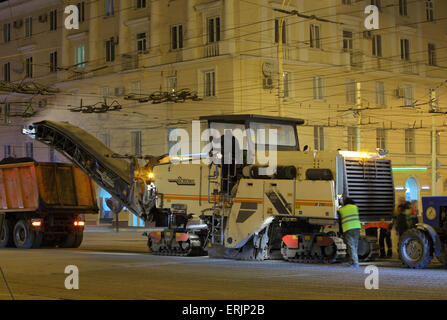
0, 159, 98, 249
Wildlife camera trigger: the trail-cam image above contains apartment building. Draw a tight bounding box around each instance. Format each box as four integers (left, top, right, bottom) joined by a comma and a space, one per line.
0, 0, 446, 224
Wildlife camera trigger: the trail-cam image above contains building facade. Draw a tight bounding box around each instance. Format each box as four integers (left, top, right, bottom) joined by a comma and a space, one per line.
1, 0, 446, 224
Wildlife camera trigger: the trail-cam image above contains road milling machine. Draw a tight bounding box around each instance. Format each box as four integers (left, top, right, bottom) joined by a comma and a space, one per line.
27, 114, 395, 263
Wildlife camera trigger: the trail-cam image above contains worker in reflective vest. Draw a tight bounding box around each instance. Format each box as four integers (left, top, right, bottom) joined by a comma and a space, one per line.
339, 197, 361, 268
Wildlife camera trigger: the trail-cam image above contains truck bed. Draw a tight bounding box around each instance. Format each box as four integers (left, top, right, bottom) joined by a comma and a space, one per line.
0, 160, 98, 214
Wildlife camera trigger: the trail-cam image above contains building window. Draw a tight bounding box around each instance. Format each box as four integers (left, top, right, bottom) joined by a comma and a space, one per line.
3, 62, 10, 82
49, 147, 57, 162
3, 103, 10, 124
167, 128, 178, 153
105, 0, 115, 16
137, 33, 147, 53
275, 19, 286, 44
25, 17, 32, 37
100, 86, 111, 97
348, 127, 357, 151
314, 126, 324, 151
310, 24, 321, 48
399, 0, 408, 16
403, 84, 413, 107
346, 79, 356, 105
372, 35, 382, 57
429, 88, 439, 111
77, 2, 85, 22
25, 142, 33, 158
105, 38, 115, 62
375, 81, 385, 106
171, 24, 183, 50
313, 76, 324, 100
428, 43, 437, 66
130, 80, 141, 95
49, 9, 57, 31
400, 39, 410, 61
4, 145, 11, 158
25, 57, 33, 78
50, 51, 58, 73
426, 0, 434, 22
100, 133, 110, 148
167, 76, 177, 93
405, 128, 415, 154
131, 131, 142, 156
342, 30, 353, 52
371, 0, 381, 10
376, 128, 387, 150
204, 70, 216, 97
431, 130, 440, 155
137, 0, 146, 9
75, 45, 86, 68
3, 23, 10, 43
207, 17, 220, 43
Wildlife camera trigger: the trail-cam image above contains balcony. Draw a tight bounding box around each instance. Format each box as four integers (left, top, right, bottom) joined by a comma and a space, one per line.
401, 61, 418, 75
204, 42, 219, 58
349, 51, 363, 69
374, 57, 388, 71
121, 54, 139, 71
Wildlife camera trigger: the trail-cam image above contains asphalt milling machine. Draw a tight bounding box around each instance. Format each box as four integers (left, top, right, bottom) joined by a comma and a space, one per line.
27, 114, 395, 264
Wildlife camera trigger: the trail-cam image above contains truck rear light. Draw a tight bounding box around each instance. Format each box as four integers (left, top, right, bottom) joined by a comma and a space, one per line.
31, 220, 42, 227
74, 221, 85, 227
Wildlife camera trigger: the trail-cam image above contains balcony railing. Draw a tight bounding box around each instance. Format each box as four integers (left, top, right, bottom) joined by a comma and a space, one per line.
401, 61, 418, 75
204, 42, 219, 58
350, 51, 363, 68
121, 54, 139, 71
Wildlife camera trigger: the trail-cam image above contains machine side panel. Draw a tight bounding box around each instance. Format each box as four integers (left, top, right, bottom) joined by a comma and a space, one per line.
294, 180, 337, 221
225, 179, 265, 248
154, 163, 215, 214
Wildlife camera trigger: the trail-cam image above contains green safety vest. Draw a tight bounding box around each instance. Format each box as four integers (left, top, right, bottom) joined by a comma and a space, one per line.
339, 204, 361, 233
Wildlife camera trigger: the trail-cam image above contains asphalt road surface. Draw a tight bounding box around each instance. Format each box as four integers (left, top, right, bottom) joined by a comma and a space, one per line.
1, 228, 447, 300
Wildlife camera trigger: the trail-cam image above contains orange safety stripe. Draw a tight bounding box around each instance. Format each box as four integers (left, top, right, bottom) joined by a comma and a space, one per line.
295, 199, 333, 207
162, 194, 263, 204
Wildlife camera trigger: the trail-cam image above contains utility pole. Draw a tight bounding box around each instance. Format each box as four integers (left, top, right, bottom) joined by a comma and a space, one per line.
432, 115, 437, 196
278, 18, 284, 117
356, 82, 362, 152
277, 0, 291, 117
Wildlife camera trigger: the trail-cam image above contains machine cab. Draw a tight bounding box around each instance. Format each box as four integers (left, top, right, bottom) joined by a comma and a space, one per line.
199, 114, 304, 158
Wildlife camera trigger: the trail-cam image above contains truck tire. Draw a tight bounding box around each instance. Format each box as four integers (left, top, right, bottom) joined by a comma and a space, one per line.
358, 236, 378, 262
13, 220, 42, 249
60, 229, 83, 248
0, 220, 12, 248
72, 230, 84, 248
399, 229, 433, 269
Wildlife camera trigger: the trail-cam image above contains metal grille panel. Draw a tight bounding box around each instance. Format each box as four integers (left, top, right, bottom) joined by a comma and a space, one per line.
344, 158, 394, 222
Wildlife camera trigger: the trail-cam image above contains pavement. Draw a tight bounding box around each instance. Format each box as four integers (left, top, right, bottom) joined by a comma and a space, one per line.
1, 227, 447, 300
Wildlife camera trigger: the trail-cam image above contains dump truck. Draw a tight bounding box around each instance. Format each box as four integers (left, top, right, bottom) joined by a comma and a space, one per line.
399, 196, 447, 269
0, 158, 98, 249
27, 115, 394, 263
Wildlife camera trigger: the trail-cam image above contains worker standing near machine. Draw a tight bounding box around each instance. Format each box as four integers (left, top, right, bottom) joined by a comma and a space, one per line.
339, 198, 362, 268
396, 201, 412, 237
378, 221, 392, 258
